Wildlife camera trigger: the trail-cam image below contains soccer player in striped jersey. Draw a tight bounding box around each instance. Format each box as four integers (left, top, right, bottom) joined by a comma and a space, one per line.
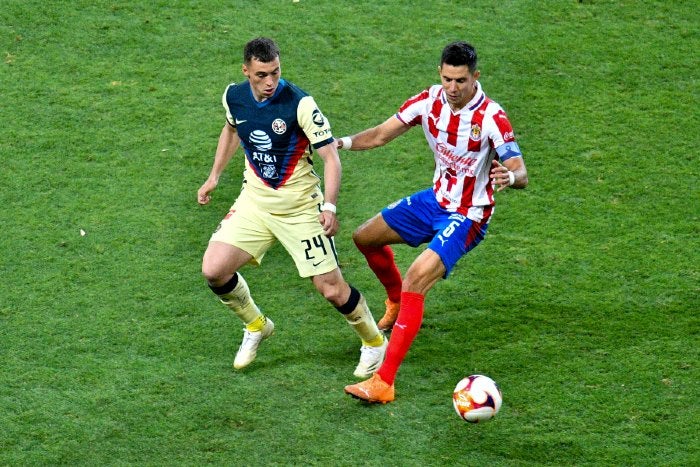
198, 37, 386, 377
340, 41, 528, 403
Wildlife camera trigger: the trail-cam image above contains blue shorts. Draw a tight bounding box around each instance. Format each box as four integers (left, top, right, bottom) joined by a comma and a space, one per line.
381, 188, 489, 277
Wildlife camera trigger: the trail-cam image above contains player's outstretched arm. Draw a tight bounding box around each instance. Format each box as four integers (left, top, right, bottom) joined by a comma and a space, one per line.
337, 116, 410, 152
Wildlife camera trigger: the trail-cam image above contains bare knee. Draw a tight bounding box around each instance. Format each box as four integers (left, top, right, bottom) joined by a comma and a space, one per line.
402, 252, 445, 295
202, 266, 223, 287
401, 269, 424, 294
319, 285, 343, 305
312, 271, 351, 307
202, 258, 235, 287
201, 242, 247, 287
352, 227, 367, 248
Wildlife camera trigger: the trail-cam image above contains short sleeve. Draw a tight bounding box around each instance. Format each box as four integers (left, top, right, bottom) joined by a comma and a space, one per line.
297, 96, 333, 148
222, 83, 235, 127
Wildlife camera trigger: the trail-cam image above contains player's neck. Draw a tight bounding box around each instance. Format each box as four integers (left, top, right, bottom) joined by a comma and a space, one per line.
450, 86, 478, 112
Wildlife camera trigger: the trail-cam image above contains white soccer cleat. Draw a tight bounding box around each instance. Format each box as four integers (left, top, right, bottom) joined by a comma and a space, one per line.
353, 336, 388, 378
233, 318, 275, 369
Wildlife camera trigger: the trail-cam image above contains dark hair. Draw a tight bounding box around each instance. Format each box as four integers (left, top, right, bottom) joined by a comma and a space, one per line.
441, 41, 478, 71
243, 37, 280, 64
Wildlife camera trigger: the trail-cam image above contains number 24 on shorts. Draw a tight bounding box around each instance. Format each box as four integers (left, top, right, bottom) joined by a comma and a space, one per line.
302, 234, 329, 260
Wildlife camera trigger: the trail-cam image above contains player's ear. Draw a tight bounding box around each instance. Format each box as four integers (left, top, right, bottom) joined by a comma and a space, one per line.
242, 63, 249, 77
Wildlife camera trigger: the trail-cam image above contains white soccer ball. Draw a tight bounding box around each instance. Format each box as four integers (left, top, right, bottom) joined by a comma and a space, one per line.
452, 374, 502, 423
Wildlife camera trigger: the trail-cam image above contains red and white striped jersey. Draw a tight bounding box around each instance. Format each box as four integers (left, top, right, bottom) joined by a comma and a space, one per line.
395, 81, 522, 222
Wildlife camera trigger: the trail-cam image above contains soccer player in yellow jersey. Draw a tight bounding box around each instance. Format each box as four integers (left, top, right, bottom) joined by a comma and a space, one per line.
197, 37, 386, 377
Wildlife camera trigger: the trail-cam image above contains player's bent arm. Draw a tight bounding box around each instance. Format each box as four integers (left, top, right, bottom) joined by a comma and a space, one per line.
198, 124, 241, 205
502, 156, 528, 189
337, 116, 410, 151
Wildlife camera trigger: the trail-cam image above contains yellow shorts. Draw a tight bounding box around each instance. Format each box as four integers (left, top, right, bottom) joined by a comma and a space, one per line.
210, 193, 339, 278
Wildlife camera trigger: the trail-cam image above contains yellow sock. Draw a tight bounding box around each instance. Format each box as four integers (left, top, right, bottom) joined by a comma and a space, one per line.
246, 315, 267, 332
362, 333, 385, 347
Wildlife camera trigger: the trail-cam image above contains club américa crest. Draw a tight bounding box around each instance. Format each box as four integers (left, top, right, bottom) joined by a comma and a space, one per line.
272, 118, 287, 135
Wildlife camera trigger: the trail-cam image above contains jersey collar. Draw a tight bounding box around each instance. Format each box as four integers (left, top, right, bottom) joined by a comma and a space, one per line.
249, 79, 287, 107
438, 80, 484, 112
466, 81, 485, 111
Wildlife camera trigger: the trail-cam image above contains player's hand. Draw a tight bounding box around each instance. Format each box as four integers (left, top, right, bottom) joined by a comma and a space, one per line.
197, 179, 217, 205
490, 159, 511, 192
318, 210, 339, 237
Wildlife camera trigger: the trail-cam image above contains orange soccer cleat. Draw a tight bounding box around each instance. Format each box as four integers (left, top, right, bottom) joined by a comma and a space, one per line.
344, 373, 395, 404
377, 299, 400, 331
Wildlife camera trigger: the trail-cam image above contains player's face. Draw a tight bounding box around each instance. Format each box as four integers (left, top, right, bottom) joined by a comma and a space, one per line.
243, 57, 281, 102
439, 64, 480, 110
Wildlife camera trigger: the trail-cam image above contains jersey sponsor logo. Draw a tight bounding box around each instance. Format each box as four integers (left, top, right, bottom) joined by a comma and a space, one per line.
312, 108, 325, 126
248, 130, 278, 175
271, 118, 287, 135
250, 130, 272, 151
252, 153, 278, 163
435, 143, 477, 175
469, 124, 481, 141
494, 110, 515, 141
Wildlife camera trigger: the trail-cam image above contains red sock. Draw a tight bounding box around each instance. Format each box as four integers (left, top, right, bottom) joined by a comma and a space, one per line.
355, 244, 402, 303
377, 291, 424, 385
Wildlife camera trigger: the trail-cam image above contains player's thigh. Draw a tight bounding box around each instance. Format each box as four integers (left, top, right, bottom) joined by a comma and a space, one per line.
268, 208, 339, 278
353, 213, 404, 247
428, 215, 488, 277
404, 249, 446, 295
209, 199, 276, 266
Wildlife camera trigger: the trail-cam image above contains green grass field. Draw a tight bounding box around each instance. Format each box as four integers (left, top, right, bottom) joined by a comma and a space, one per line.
1, 1, 698, 465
